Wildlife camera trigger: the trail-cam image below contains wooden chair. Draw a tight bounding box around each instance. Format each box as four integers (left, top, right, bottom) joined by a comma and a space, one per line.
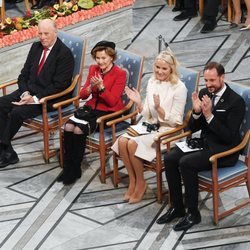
111, 66, 200, 203
0, 31, 86, 162
198, 81, 250, 225
86, 50, 144, 183
163, 81, 250, 224
57, 49, 144, 180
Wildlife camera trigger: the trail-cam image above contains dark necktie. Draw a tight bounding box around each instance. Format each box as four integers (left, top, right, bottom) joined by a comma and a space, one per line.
211, 94, 217, 110
37, 48, 48, 75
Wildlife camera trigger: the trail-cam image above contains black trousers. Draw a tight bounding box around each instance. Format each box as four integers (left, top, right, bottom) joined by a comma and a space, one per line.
164, 146, 213, 210
0, 90, 42, 150
184, 0, 219, 20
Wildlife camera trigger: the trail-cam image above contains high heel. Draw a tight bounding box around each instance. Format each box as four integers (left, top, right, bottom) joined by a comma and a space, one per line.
239, 24, 250, 31
128, 183, 147, 204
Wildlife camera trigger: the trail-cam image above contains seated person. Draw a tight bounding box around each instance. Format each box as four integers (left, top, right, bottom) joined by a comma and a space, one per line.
57, 41, 127, 185
112, 50, 187, 204
157, 61, 245, 231
0, 19, 74, 168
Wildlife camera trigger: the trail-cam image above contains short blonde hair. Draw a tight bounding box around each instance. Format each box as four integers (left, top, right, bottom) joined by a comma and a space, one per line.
154, 50, 179, 84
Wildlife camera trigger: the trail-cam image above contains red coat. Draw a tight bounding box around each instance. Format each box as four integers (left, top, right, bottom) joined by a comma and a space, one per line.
80, 64, 126, 112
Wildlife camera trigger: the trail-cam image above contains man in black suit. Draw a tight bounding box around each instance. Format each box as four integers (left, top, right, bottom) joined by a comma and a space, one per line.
173, 0, 219, 33
0, 19, 74, 168
156, 62, 245, 231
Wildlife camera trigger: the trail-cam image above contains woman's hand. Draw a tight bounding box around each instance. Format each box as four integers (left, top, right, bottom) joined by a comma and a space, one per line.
90, 73, 104, 91
153, 94, 160, 110
124, 86, 141, 105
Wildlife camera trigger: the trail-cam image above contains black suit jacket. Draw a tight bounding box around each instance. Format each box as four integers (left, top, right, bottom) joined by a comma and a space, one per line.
17, 38, 74, 106
188, 84, 245, 166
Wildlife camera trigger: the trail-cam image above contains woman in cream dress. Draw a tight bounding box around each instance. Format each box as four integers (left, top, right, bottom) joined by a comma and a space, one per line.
111, 50, 187, 203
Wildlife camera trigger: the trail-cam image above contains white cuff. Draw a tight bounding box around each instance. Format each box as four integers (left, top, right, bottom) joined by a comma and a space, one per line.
20, 91, 30, 99
33, 96, 40, 104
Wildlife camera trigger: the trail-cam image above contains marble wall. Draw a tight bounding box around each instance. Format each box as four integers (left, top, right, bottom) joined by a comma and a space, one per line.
0, 7, 133, 84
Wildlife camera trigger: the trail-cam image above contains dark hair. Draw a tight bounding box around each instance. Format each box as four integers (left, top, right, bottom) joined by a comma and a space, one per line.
204, 61, 225, 76
91, 46, 117, 61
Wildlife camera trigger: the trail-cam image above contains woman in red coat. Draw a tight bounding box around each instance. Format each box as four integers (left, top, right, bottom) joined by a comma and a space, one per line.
57, 41, 126, 185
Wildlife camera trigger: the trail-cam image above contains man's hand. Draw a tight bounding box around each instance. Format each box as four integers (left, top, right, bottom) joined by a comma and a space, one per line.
192, 91, 202, 113
12, 94, 35, 105
201, 94, 213, 119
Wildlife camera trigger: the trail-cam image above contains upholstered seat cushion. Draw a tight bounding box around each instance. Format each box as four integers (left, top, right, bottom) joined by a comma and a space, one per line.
32, 104, 75, 123
88, 121, 130, 143
198, 160, 247, 183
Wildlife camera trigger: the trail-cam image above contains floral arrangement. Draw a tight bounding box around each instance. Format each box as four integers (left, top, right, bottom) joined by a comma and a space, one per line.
0, 0, 134, 48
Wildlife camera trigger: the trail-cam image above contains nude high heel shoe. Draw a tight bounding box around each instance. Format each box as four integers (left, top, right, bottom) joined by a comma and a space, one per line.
239, 24, 250, 31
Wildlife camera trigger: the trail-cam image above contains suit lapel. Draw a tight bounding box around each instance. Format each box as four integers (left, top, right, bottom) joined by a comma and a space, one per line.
214, 84, 231, 110
38, 38, 60, 75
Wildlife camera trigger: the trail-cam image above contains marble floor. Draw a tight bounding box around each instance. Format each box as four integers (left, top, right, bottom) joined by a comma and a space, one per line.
1, 0, 250, 249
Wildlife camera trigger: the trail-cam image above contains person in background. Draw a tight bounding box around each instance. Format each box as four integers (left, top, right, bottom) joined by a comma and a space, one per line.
112, 50, 187, 204
173, 0, 219, 33
57, 41, 126, 185
0, 19, 74, 168
157, 61, 245, 231
231, 0, 250, 30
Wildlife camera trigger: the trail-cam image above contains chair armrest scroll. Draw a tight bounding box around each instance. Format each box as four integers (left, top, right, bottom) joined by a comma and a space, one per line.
40, 75, 80, 104
209, 130, 250, 164
0, 80, 18, 95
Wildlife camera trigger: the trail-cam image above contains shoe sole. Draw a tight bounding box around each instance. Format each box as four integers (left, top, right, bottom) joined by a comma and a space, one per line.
174, 14, 198, 21
0, 158, 19, 168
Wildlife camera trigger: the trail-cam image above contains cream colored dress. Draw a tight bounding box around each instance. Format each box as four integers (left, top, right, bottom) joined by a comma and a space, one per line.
111, 76, 187, 162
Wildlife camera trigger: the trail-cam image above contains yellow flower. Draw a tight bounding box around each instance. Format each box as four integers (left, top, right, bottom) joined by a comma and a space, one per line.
5, 17, 12, 25
53, 4, 60, 10
72, 4, 78, 11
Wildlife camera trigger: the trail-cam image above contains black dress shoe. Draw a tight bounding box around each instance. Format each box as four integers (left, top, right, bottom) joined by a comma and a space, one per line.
156, 207, 185, 224
200, 22, 217, 33
172, 5, 184, 12
173, 212, 201, 231
0, 151, 19, 168
63, 169, 82, 185
56, 171, 65, 182
31, 0, 45, 9
173, 11, 198, 21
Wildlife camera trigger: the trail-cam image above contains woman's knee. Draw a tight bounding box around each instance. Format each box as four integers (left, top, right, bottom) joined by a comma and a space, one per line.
127, 139, 137, 154
64, 123, 75, 132
74, 126, 84, 135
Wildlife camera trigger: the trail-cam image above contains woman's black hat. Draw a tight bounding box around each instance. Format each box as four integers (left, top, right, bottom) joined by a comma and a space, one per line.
91, 40, 116, 55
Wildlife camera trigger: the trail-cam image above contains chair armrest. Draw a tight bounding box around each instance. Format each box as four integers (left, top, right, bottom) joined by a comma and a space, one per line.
53, 96, 79, 109
106, 109, 138, 127
0, 80, 18, 95
40, 75, 79, 104
0, 79, 18, 89
162, 130, 192, 145
97, 101, 134, 124
154, 124, 186, 142
209, 130, 250, 164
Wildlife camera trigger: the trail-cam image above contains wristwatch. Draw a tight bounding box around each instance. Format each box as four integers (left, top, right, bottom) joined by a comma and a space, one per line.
99, 86, 105, 93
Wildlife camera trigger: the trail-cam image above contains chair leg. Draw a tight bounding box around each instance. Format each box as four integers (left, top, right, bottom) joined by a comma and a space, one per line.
156, 171, 163, 203
99, 147, 106, 183
113, 153, 119, 187
212, 188, 219, 225
43, 130, 50, 163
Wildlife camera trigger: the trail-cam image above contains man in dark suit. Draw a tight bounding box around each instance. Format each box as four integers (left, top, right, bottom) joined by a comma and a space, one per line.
156, 62, 245, 231
0, 19, 74, 168
173, 0, 219, 33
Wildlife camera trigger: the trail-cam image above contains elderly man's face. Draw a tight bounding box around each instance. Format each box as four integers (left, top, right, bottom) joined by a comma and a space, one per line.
204, 68, 225, 94
38, 24, 57, 48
